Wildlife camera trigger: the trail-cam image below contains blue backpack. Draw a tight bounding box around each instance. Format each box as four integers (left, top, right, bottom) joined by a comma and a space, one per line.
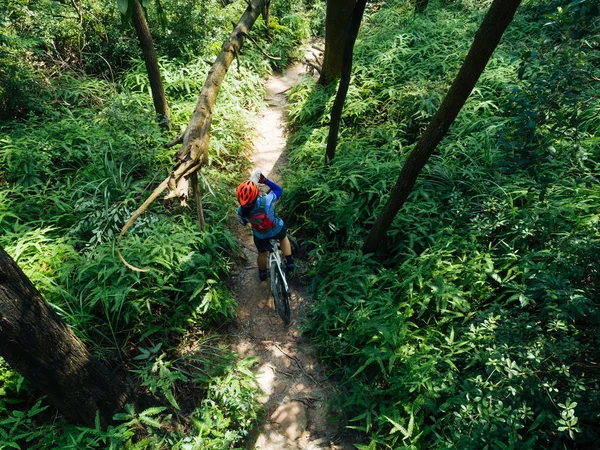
249, 196, 276, 233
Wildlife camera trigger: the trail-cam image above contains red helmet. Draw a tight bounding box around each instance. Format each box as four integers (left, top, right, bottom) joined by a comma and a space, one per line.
236, 180, 259, 206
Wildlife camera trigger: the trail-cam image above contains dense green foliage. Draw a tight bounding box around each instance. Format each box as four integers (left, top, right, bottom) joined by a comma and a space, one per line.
0, 0, 315, 447
283, 0, 600, 448
5, 0, 599, 447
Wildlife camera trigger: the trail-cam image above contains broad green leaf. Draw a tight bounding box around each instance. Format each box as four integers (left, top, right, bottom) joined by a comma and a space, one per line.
117, 0, 129, 15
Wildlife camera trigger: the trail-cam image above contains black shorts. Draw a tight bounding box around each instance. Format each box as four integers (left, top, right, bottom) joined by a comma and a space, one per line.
254, 225, 287, 253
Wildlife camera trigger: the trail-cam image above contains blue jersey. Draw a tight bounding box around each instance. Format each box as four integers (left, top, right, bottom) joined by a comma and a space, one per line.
237, 179, 284, 239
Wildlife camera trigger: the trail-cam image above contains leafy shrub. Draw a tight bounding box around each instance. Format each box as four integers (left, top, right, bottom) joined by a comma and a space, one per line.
0, 38, 50, 119
0, 338, 259, 449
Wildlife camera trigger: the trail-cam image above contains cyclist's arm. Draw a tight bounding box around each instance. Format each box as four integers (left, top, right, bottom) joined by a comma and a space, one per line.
237, 206, 249, 225
263, 178, 282, 200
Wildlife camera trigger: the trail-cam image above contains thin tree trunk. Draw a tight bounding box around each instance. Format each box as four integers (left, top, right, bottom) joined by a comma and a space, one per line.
325, 0, 367, 164
0, 246, 131, 427
362, 0, 522, 254
318, 0, 357, 85
131, 0, 171, 131
262, 0, 271, 37
190, 171, 206, 232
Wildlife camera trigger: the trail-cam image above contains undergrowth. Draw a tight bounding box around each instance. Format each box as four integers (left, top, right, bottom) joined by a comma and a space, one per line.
0, 0, 314, 447
283, 0, 600, 448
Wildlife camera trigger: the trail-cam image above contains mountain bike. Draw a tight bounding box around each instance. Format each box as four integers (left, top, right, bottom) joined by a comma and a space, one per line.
268, 236, 292, 325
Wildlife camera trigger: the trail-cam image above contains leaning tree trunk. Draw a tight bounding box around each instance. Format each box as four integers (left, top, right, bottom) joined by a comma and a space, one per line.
118, 0, 266, 271
0, 246, 131, 427
362, 0, 522, 254
318, 0, 357, 85
131, 0, 171, 131
325, 0, 367, 164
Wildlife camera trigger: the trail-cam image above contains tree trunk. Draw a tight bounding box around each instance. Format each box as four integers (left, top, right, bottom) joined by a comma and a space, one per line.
190, 171, 206, 232
318, 0, 357, 85
415, 0, 429, 14
325, 0, 367, 164
131, 0, 171, 131
0, 246, 131, 427
362, 0, 522, 254
262, 0, 271, 37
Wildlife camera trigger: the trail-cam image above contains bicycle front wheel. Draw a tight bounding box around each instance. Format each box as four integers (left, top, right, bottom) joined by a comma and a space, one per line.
270, 263, 290, 325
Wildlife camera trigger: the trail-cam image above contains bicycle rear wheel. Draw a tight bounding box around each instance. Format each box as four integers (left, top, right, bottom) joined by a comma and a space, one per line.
270, 262, 290, 325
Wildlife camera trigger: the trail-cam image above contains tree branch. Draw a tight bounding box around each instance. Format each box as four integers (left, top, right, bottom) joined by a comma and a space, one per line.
164, 133, 184, 148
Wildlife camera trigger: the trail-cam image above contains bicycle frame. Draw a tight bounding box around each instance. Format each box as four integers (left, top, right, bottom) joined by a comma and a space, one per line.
268, 239, 290, 292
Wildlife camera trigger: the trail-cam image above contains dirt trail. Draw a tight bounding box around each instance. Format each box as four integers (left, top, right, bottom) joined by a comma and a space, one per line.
226, 56, 353, 449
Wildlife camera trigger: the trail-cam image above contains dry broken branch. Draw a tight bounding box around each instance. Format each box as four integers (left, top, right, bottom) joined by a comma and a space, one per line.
164, 133, 184, 148
244, 33, 282, 61
304, 57, 322, 75
311, 41, 325, 52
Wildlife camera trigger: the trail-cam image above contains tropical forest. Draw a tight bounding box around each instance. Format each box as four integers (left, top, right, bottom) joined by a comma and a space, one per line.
1, 0, 599, 449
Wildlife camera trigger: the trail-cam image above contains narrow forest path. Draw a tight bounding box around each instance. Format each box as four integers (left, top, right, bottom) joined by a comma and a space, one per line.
226, 54, 353, 450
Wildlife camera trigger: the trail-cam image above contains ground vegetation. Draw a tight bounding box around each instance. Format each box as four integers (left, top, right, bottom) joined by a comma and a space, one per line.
0, 0, 318, 447
282, 0, 600, 448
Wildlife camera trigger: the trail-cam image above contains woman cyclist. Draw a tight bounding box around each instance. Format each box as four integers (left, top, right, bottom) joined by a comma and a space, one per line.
236, 172, 295, 281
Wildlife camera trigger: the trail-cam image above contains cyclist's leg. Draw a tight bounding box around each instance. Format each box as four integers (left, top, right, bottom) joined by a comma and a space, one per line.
257, 251, 268, 271
273, 225, 291, 257
276, 226, 295, 272
279, 235, 292, 257
253, 234, 271, 281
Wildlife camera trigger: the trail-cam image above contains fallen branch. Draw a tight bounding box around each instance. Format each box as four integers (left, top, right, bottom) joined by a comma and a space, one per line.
292, 397, 320, 408
245, 33, 282, 61
273, 343, 321, 386
273, 367, 296, 378
304, 57, 322, 75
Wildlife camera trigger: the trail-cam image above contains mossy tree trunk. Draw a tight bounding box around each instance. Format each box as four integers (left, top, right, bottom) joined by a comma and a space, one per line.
0, 246, 131, 427
318, 0, 357, 85
325, 0, 367, 163
131, 0, 171, 131
362, 0, 522, 254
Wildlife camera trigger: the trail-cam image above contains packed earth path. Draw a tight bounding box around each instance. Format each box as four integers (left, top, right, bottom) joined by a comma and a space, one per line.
226, 50, 355, 450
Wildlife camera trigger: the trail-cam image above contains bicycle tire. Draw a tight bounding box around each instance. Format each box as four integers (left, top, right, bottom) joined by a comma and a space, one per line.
270, 262, 291, 325
287, 233, 301, 258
